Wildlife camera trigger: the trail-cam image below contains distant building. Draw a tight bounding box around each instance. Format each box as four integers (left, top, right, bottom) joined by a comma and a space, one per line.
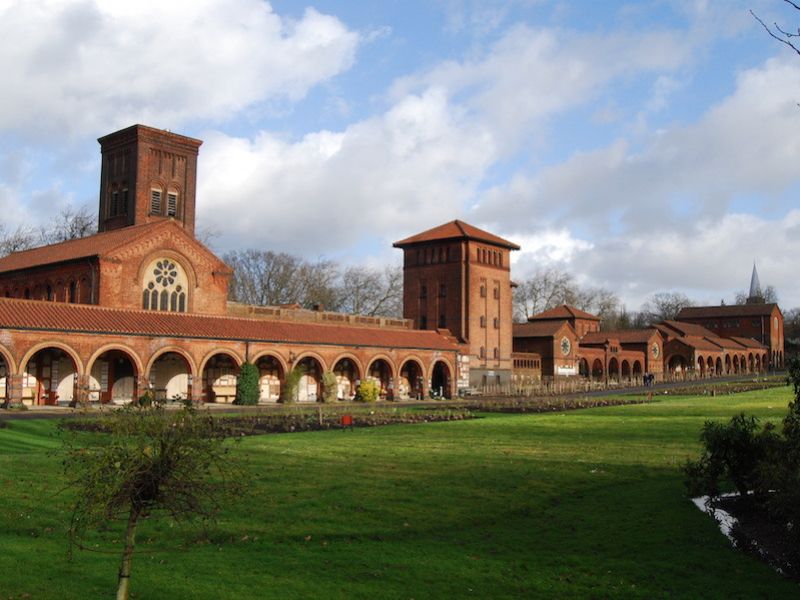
675, 304, 784, 368
513, 301, 774, 382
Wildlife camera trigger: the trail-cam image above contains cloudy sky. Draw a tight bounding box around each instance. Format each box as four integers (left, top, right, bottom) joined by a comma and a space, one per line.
1, 0, 799, 311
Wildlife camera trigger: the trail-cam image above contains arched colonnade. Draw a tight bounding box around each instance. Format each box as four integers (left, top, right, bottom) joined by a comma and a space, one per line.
0, 338, 457, 406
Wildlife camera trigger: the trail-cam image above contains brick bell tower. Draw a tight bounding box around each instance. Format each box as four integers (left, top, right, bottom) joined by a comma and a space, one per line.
394, 220, 520, 388
97, 124, 202, 235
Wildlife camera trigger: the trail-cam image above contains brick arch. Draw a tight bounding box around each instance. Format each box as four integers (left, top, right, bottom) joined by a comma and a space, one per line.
85, 343, 145, 377
251, 350, 289, 377
198, 348, 244, 376
429, 358, 455, 398
0, 344, 17, 375
331, 353, 364, 379
19, 341, 84, 376
399, 355, 428, 380
145, 346, 197, 378
366, 354, 397, 378
292, 351, 328, 373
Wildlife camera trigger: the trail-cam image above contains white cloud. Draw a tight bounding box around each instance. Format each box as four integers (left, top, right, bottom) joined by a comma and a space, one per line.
571, 211, 800, 309
0, 0, 359, 137
198, 87, 496, 254
391, 24, 693, 149
476, 57, 800, 237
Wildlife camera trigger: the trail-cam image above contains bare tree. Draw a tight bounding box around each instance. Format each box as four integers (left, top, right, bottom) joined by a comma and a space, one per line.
224, 250, 340, 309
0, 224, 37, 256
41, 203, 96, 244
512, 267, 621, 323
512, 267, 575, 321
337, 264, 403, 317
751, 1, 800, 56
641, 291, 694, 322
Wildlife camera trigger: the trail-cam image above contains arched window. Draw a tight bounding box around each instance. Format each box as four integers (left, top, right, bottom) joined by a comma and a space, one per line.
141, 258, 188, 313
150, 188, 162, 215
167, 189, 178, 217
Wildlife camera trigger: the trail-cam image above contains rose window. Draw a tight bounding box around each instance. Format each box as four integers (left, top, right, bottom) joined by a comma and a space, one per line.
142, 258, 188, 312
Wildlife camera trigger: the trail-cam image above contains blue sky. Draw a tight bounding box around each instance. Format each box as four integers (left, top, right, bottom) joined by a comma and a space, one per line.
1, 0, 799, 311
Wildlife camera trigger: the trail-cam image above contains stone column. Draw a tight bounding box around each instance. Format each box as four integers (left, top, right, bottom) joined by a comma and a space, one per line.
190, 375, 203, 405
5, 373, 24, 407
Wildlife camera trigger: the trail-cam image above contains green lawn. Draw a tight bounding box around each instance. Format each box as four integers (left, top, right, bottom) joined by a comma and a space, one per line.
1, 389, 797, 599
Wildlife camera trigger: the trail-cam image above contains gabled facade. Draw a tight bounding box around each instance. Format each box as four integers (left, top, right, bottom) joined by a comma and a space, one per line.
676, 304, 784, 368
512, 320, 580, 377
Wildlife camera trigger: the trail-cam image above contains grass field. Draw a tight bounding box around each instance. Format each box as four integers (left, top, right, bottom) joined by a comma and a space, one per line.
2, 388, 798, 599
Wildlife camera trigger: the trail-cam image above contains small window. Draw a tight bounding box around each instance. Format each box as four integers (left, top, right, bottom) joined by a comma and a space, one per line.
493, 317, 499, 329
121, 188, 129, 214
68, 281, 76, 303
150, 189, 162, 214
480, 316, 486, 328
420, 315, 428, 329
480, 285, 486, 298
438, 314, 446, 328
493, 347, 499, 359
479, 346, 485, 359
420, 285, 427, 299
493, 287, 500, 300
167, 193, 178, 217
439, 283, 446, 298
110, 190, 120, 217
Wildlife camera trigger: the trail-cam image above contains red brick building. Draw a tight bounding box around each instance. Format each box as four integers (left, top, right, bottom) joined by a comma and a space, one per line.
512, 320, 580, 378
513, 303, 770, 382
394, 220, 519, 388
0, 125, 464, 406
676, 304, 784, 368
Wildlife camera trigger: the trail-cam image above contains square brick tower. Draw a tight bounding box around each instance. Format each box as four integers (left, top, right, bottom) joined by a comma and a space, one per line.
97, 124, 202, 235
394, 220, 519, 387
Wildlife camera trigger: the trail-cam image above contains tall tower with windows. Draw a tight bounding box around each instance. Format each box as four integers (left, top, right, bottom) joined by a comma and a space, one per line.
97, 124, 202, 235
394, 220, 519, 387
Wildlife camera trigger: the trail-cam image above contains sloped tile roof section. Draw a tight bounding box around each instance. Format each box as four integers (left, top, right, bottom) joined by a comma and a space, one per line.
677, 304, 779, 318
729, 336, 767, 349
674, 336, 726, 352
393, 220, 520, 250
580, 329, 659, 344
659, 320, 717, 338
527, 304, 600, 322
0, 298, 458, 351
0, 221, 166, 273
513, 321, 572, 337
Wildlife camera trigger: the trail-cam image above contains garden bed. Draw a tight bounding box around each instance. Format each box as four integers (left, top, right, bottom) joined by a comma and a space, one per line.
654, 379, 786, 397
460, 396, 647, 413
63, 408, 476, 435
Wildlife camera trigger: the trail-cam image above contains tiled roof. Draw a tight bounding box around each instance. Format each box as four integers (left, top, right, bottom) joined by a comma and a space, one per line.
677, 304, 779, 319
393, 220, 520, 250
675, 336, 725, 352
729, 336, 767, 349
581, 329, 659, 345
659, 320, 717, 338
0, 221, 168, 273
513, 320, 571, 337
0, 298, 458, 351
528, 304, 600, 322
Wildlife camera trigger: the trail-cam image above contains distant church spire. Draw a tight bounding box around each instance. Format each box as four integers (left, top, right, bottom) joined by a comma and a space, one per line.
748, 262, 763, 303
